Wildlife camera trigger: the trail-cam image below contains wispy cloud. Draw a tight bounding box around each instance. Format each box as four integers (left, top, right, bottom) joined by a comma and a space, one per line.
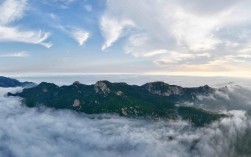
154, 52, 212, 66
0, 26, 52, 48
101, 0, 251, 74
42, 0, 77, 9
0, 51, 29, 57
57, 25, 90, 46
100, 16, 134, 51
142, 49, 168, 57
0, 0, 27, 25
124, 34, 167, 57
0, 0, 52, 48
69, 28, 90, 46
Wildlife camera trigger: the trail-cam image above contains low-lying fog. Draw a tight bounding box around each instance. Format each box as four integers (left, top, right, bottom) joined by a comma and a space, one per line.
1, 75, 251, 157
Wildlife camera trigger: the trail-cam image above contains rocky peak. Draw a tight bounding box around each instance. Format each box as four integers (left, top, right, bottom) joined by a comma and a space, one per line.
73, 81, 81, 85
144, 81, 166, 86
197, 85, 215, 94
94, 81, 110, 94
38, 82, 58, 88
142, 81, 183, 96
37, 82, 58, 93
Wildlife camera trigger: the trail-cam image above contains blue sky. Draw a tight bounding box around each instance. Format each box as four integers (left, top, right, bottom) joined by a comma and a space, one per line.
0, 0, 251, 77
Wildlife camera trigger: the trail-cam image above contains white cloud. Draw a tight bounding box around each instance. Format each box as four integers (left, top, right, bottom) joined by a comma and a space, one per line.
100, 16, 135, 51
154, 52, 212, 66
142, 49, 168, 57
0, 0, 27, 25
0, 0, 52, 48
168, 6, 222, 51
101, 0, 251, 71
124, 34, 168, 57
0, 51, 29, 57
57, 26, 90, 46
70, 28, 90, 46
0, 26, 52, 48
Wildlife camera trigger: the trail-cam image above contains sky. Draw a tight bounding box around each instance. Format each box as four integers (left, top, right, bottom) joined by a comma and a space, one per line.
0, 0, 251, 77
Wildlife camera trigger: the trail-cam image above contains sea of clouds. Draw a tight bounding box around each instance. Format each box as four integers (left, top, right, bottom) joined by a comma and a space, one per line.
0, 85, 251, 157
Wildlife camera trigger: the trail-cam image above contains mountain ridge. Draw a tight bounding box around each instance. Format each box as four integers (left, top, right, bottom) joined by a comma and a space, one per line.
8, 80, 224, 126
0, 76, 35, 88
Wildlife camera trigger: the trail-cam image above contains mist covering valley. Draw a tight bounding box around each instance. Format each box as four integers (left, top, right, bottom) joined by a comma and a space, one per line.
0, 76, 251, 157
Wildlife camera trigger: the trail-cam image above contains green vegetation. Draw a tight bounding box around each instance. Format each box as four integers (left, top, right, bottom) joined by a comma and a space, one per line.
8, 80, 224, 127
177, 106, 225, 127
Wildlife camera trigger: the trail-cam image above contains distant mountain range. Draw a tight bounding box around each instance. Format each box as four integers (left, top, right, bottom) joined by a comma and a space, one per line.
0, 76, 35, 88
7, 79, 225, 127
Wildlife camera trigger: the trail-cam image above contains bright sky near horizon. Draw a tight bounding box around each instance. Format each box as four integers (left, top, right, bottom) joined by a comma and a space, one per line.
0, 0, 251, 77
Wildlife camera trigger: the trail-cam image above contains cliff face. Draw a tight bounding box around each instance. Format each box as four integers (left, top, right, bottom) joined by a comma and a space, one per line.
8, 80, 223, 126
94, 81, 110, 95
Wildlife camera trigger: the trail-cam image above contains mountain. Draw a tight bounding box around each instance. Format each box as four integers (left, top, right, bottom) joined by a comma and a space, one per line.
0, 76, 35, 88
8, 80, 224, 126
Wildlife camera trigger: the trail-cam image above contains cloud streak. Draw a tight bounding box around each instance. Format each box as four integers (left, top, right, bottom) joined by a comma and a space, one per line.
0, 51, 29, 57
